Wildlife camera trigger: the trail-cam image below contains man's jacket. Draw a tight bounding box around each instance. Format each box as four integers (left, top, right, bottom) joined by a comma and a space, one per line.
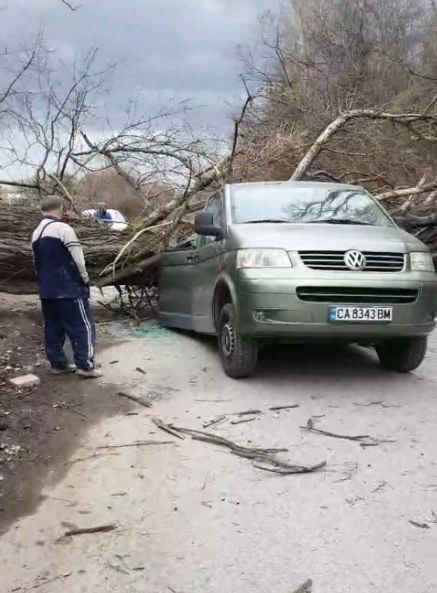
31, 216, 90, 299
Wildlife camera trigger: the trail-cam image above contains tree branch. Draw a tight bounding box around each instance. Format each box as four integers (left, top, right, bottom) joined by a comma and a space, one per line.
291, 109, 437, 181
61, 0, 82, 10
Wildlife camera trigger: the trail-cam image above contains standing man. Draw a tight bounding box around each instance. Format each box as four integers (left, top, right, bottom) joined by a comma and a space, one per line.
32, 195, 102, 378
94, 202, 112, 227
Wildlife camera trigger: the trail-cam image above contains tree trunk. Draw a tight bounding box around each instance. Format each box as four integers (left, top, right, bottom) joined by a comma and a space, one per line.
0, 205, 128, 294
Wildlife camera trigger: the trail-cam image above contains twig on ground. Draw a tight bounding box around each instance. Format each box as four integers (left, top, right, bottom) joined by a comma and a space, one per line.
65, 452, 120, 465
233, 409, 262, 416
53, 402, 87, 417
64, 524, 117, 537
203, 415, 226, 428
152, 417, 186, 440
109, 360, 119, 365
254, 461, 326, 475
231, 417, 257, 425
301, 418, 387, 445
96, 440, 174, 450
117, 391, 152, 408
201, 473, 209, 490
135, 366, 147, 375
372, 481, 388, 493
409, 520, 430, 529
165, 422, 325, 475
269, 404, 300, 411
107, 563, 130, 575
170, 424, 285, 454
291, 579, 313, 593
31, 572, 72, 590
194, 398, 232, 402
354, 401, 401, 408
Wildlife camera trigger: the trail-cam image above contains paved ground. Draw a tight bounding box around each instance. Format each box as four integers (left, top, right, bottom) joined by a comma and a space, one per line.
1, 324, 437, 593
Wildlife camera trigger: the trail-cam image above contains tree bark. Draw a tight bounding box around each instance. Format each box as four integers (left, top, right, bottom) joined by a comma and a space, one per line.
0, 205, 128, 294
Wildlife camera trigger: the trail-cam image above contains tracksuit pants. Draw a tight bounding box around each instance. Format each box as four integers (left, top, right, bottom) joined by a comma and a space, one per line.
41, 298, 96, 371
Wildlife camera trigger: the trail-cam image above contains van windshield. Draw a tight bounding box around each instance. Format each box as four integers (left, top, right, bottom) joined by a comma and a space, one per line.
231, 186, 392, 227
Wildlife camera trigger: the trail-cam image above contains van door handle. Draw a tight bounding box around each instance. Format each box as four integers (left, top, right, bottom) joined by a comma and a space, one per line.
187, 253, 199, 263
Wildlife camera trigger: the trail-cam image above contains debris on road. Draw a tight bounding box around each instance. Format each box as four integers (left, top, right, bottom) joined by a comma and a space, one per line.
65, 452, 121, 466
117, 390, 152, 408
354, 400, 401, 409
96, 440, 174, 450
269, 404, 300, 411
159, 422, 326, 476
31, 571, 73, 590
194, 398, 232, 403
135, 366, 147, 375
254, 460, 326, 475
203, 415, 226, 429
153, 417, 186, 440
291, 579, 313, 593
372, 481, 388, 493
63, 524, 117, 537
409, 520, 431, 529
232, 409, 262, 416
231, 417, 257, 426
301, 418, 391, 446
8, 374, 40, 389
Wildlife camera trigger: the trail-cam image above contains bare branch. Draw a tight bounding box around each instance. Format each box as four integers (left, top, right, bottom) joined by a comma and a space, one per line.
291, 109, 437, 181
61, 0, 82, 10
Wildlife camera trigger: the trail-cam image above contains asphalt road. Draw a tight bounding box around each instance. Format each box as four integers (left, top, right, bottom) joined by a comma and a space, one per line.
1, 324, 437, 593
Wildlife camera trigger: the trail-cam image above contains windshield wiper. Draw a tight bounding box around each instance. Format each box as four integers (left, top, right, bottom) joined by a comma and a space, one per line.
243, 219, 289, 224
312, 218, 373, 226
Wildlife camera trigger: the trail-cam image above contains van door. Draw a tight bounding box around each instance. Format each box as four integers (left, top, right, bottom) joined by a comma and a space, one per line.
159, 237, 199, 330
192, 192, 226, 333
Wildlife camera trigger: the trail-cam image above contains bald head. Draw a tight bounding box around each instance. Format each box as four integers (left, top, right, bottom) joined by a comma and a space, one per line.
41, 195, 63, 218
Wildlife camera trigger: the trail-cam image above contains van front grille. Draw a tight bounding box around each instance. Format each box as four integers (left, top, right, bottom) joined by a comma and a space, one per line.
296, 286, 418, 304
299, 251, 405, 272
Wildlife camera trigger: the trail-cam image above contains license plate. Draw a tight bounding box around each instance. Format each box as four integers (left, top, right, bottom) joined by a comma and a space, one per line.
328, 306, 392, 322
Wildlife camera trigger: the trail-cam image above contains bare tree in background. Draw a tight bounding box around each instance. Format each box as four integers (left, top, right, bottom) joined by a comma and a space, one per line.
234, 0, 437, 206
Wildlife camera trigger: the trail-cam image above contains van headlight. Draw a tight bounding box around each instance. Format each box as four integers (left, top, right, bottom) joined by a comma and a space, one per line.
236, 249, 292, 269
410, 252, 435, 272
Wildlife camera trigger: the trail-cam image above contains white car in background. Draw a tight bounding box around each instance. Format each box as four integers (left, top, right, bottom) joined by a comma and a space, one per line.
82, 208, 128, 231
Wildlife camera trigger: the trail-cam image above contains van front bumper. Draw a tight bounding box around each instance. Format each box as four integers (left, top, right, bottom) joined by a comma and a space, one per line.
236, 273, 437, 340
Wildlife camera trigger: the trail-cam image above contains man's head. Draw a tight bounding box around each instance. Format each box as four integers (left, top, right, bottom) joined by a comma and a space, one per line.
41, 195, 64, 219
97, 201, 107, 214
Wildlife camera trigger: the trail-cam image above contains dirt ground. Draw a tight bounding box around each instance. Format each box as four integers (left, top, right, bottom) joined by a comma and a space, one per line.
0, 294, 130, 532
1, 295, 437, 593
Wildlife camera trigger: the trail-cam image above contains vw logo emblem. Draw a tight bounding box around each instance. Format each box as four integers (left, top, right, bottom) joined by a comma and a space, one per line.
344, 250, 366, 270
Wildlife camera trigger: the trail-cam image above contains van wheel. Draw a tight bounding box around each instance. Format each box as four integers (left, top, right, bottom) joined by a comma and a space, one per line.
218, 303, 258, 378
376, 337, 427, 372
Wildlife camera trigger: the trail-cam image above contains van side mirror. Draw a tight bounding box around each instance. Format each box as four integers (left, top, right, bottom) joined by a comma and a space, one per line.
195, 211, 223, 239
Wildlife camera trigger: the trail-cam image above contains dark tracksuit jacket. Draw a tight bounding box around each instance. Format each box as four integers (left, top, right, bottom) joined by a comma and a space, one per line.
32, 216, 95, 371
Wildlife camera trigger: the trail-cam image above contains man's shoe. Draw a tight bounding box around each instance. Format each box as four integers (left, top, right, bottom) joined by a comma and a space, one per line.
51, 364, 77, 375
76, 368, 103, 379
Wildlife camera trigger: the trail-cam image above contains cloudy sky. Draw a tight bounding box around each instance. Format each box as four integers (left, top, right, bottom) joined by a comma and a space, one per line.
1, 0, 283, 134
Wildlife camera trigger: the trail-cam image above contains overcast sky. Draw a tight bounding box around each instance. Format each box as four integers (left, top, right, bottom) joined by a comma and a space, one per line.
1, 0, 283, 134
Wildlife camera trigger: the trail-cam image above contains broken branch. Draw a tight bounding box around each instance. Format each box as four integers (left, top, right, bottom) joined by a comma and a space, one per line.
152, 417, 186, 440
64, 524, 117, 537
96, 440, 174, 450
117, 391, 152, 408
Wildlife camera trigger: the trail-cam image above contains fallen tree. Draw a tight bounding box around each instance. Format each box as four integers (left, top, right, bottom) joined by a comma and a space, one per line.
1, 19, 437, 296
2, 100, 437, 294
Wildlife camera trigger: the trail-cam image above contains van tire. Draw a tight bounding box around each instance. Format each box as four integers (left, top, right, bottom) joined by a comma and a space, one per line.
218, 303, 258, 378
376, 337, 427, 372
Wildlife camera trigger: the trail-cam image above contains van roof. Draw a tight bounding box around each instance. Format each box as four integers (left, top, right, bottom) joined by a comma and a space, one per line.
228, 180, 364, 191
